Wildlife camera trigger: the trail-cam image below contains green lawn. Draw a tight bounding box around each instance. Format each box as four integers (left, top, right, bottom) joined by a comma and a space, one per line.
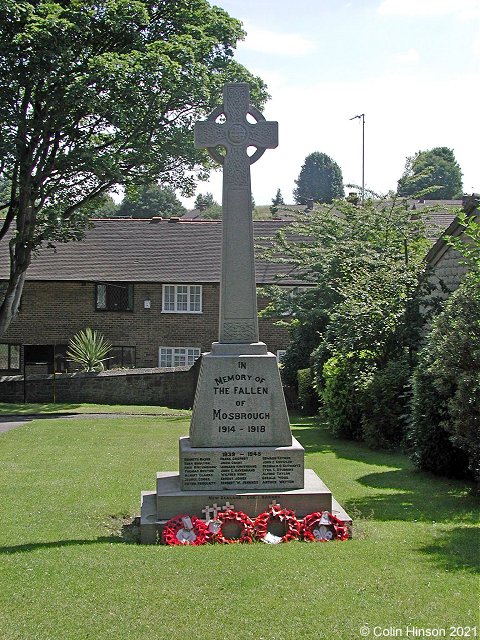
0, 410, 478, 640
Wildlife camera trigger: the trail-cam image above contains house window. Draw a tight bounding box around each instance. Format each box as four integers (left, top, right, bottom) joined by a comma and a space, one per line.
107, 346, 136, 369
162, 284, 202, 313
96, 282, 133, 311
159, 347, 201, 368
277, 350, 287, 363
0, 344, 20, 370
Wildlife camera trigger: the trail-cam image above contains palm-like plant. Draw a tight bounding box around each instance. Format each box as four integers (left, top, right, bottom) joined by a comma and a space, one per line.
67, 328, 112, 372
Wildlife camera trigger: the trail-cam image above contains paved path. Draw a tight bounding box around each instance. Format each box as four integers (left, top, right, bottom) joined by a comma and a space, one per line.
0, 416, 34, 433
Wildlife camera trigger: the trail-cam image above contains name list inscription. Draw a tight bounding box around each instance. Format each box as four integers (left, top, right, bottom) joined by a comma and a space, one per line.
181, 449, 303, 491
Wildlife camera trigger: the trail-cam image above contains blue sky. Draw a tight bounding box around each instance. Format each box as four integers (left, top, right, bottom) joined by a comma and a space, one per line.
183, 0, 480, 207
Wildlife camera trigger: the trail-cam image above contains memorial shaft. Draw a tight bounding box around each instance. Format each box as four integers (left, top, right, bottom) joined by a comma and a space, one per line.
194, 83, 278, 343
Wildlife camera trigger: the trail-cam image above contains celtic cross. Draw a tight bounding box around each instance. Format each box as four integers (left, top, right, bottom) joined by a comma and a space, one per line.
194, 83, 278, 344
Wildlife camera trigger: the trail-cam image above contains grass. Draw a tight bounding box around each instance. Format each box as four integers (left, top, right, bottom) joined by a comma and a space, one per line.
0, 410, 478, 640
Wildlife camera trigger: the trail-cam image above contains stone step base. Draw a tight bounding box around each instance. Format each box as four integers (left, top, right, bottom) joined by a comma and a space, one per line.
140, 469, 351, 544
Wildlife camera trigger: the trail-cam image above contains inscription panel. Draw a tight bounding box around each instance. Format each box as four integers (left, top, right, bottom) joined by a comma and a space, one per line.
179, 437, 304, 491
189, 352, 291, 447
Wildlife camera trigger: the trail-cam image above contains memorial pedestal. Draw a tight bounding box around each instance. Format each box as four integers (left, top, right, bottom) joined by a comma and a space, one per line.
139, 344, 352, 543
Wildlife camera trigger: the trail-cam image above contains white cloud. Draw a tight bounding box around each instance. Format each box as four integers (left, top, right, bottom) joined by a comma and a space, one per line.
378, 0, 480, 19
394, 47, 420, 63
238, 23, 316, 57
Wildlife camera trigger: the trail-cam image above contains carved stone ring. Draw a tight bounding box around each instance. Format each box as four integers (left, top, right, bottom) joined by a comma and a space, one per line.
205, 104, 267, 166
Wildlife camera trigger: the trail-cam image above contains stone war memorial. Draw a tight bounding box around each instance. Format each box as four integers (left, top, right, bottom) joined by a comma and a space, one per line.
140, 83, 351, 544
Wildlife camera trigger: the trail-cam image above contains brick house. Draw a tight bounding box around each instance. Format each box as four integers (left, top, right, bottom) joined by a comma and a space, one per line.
425, 194, 479, 296
0, 218, 299, 374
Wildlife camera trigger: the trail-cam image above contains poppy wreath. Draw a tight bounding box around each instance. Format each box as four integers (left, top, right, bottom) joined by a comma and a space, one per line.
161, 515, 209, 546
210, 509, 255, 544
253, 504, 301, 543
301, 511, 349, 542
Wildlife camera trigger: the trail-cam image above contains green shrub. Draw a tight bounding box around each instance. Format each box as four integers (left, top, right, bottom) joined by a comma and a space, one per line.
361, 358, 411, 450
407, 273, 480, 480
407, 351, 470, 478
297, 368, 318, 415
322, 351, 376, 440
67, 328, 112, 372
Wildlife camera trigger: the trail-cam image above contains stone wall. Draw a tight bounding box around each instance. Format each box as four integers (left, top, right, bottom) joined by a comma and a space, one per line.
0, 364, 198, 408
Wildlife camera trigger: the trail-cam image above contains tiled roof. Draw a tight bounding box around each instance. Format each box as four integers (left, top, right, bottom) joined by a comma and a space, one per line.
0, 218, 302, 285
0, 200, 463, 284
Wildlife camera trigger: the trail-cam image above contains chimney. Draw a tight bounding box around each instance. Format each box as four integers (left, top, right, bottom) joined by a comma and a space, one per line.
347, 192, 359, 206
305, 198, 314, 211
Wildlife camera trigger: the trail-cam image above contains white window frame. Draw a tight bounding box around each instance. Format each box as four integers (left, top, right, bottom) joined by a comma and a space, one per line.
276, 350, 287, 363
159, 347, 201, 368
162, 284, 202, 313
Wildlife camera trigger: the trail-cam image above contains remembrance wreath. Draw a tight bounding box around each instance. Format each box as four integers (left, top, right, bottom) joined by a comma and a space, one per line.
301, 511, 349, 542
253, 504, 301, 543
209, 509, 254, 544
162, 514, 208, 546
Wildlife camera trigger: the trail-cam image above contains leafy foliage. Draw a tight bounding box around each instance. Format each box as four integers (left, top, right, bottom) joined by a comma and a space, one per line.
259, 196, 431, 372
0, 0, 267, 335
361, 358, 411, 450
259, 195, 440, 448
297, 368, 318, 415
116, 184, 185, 218
194, 192, 216, 211
397, 147, 463, 199
66, 328, 112, 372
321, 351, 376, 440
408, 273, 480, 481
293, 152, 344, 204
270, 188, 284, 215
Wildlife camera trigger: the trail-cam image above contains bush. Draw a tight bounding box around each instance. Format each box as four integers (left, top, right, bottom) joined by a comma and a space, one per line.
361, 358, 411, 450
407, 273, 480, 480
322, 351, 376, 440
407, 351, 470, 478
297, 368, 318, 415
67, 328, 112, 372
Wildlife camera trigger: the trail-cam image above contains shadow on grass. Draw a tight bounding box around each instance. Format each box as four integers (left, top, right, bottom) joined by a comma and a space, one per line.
346, 469, 478, 525
291, 417, 478, 527
0, 536, 136, 554
291, 417, 407, 468
418, 526, 479, 574
0, 403, 83, 415
1, 515, 144, 553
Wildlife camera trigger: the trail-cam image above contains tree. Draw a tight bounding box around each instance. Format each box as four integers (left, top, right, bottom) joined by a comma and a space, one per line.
0, 0, 268, 336
194, 192, 216, 211
258, 196, 431, 384
94, 194, 119, 218
270, 188, 284, 215
397, 147, 463, 199
116, 184, 185, 218
408, 273, 480, 480
293, 152, 344, 204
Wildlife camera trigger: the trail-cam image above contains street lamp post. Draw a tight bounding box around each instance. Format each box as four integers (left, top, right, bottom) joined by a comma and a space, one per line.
350, 113, 365, 203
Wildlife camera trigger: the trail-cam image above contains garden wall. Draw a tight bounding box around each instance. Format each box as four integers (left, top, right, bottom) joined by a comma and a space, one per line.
0, 362, 199, 408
